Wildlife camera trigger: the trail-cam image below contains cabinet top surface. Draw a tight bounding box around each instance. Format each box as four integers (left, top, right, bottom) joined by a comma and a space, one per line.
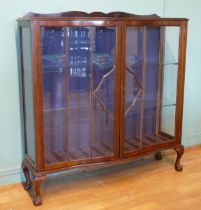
17, 11, 188, 21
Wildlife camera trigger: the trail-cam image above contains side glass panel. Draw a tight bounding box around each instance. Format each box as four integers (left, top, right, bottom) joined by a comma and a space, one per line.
22, 27, 36, 163
160, 27, 180, 138
124, 26, 180, 153
41, 27, 68, 164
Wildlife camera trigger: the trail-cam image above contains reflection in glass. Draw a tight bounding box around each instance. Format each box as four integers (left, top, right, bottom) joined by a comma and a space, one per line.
41, 27, 68, 164
92, 27, 116, 157
67, 27, 91, 160
143, 27, 160, 145
41, 26, 116, 164
124, 27, 143, 151
67, 27, 116, 159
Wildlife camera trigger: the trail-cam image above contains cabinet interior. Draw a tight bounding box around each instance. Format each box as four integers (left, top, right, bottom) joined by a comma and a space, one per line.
21, 25, 180, 165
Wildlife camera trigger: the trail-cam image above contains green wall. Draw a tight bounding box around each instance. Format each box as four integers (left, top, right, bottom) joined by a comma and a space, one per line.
0, 0, 200, 186
165, 0, 201, 145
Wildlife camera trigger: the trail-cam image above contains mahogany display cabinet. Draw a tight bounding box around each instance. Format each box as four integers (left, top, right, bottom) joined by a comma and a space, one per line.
18, 11, 188, 206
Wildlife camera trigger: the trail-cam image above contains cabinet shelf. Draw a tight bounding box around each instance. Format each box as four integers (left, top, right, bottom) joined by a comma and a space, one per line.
162, 103, 176, 107
45, 143, 113, 165
124, 135, 173, 152
129, 62, 178, 70
164, 62, 178, 66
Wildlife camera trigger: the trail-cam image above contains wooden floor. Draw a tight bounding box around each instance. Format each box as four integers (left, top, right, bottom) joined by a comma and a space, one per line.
1, 146, 201, 210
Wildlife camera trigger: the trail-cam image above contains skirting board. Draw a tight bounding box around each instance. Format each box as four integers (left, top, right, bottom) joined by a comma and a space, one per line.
1, 133, 201, 186
0, 167, 24, 186
182, 132, 201, 147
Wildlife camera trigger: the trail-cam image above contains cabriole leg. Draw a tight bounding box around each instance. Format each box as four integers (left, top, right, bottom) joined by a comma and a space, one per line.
22, 163, 32, 190
33, 176, 45, 206
175, 145, 184, 172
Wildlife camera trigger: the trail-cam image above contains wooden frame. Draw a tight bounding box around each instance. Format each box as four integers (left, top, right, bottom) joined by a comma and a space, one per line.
18, 11, 188, 206
33, 20, 121, 172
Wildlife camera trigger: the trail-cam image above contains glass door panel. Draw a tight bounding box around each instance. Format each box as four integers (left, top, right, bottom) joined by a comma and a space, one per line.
124, 27, 143, 151
124, 26, 160, 151
124, 25, 180, 153
41, 27, 68, 164
42, 25, 117, 165
92, 27, 116, 157
68, 27, 91, 160
143, 27, 160, 146
67, 27, 116, 160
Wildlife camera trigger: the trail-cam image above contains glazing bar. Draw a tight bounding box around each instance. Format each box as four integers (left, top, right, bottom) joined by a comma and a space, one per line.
156, 27, 165, 144
89, 27, 94, 158
65, 28, 70, 161
139, 26, 147, 148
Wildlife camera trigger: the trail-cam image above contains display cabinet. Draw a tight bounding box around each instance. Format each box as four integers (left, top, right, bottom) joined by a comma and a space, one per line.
18, 11, 188, 206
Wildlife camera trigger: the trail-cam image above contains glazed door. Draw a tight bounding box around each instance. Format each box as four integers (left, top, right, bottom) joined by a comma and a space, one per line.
40, 22, 120, 168
120, 22, 182, 157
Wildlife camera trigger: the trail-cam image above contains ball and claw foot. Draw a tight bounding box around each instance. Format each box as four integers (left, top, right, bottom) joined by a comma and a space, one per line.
33, 194, 42, 206
33, 176, 45, 206
175, 145, 184, 172
155, 152, 162, 160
